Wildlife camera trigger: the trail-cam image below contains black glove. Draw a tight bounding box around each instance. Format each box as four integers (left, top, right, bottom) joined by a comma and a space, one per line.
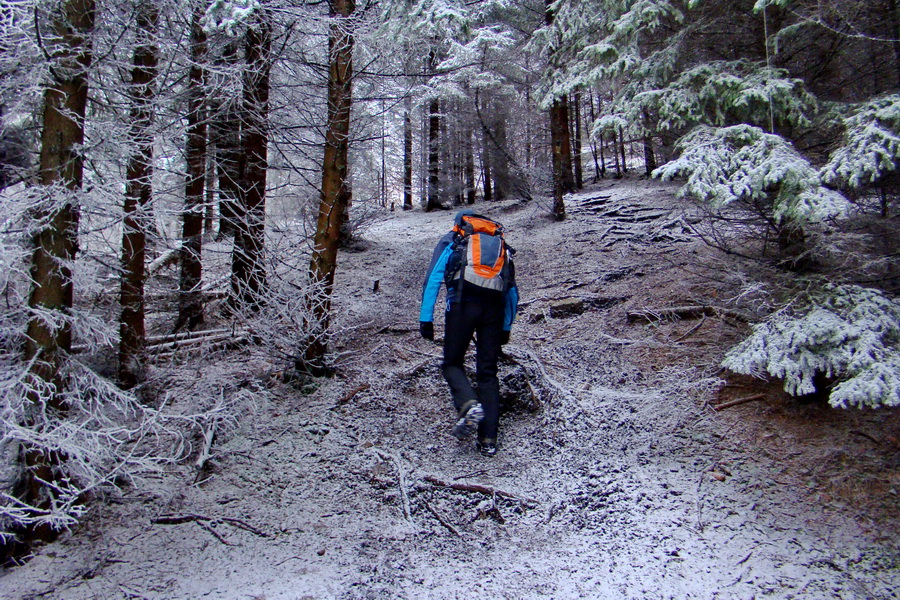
499, 330, 510, 345
419, 321, 434, 341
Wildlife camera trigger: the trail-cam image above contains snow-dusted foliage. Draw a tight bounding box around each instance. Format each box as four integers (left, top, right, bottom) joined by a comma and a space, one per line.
653, 124, 849, 224
202, 0, 260, 34
723, 284, 900, 408
821, 94, 900, 190
637, 61, 817, 132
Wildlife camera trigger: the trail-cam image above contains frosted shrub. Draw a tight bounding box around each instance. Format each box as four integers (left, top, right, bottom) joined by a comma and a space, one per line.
821, 94, 900, 190
723, 284, 900, 408
0, 187, 183, 540
653, 124, 849, 225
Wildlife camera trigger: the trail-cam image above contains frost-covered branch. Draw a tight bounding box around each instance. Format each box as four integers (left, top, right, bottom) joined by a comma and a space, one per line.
654, 124, 849, 225
821, 94, 900, 190
723, 284, 900, 408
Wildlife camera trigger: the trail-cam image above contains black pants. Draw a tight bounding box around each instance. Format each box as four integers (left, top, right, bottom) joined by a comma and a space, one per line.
442, 295, 504, 443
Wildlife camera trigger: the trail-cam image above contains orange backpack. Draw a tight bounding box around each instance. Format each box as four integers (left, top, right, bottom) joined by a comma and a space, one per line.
446, 214, 512, 293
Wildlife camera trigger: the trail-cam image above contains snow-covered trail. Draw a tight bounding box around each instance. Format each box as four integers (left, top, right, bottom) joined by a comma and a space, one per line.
2, 181, 898, 599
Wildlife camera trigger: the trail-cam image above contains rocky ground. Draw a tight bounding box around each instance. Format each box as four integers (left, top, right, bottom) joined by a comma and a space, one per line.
2, 177, 899, 599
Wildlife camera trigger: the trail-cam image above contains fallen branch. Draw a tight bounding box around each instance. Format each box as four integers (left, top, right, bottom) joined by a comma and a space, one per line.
423, 499, 460, 536
712, 394, 766, 411
151, 333, 250, 359
424, 475, 538, 508
627, 305, 749, 324
146, 327, 234, 345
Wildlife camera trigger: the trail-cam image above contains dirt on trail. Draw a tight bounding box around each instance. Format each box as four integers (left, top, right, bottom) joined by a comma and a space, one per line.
2, 177, 900, 599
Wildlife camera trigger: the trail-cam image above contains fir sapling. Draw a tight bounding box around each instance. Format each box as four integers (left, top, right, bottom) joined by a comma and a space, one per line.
722, 284, 900, 408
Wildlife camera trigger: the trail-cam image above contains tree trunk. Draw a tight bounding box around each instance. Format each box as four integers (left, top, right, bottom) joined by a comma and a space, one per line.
573, 91, 583, 189
493, 120, 509, 201
481, 123, 492, 202
24, 0, 95, 543
549, 97, 568, 220
890, 0, 900, 90
231, 12, 271, 311
611, 127, 620, 176
642, 107, 657, 176
118, 1, 158, 389
211, 44, 242, 240
403, 96, 413, 210
176, 6, 207, 332
440, 103, 450, 204
465, 127, 476, 205
618, 125, 628, 174
302, 0, 355, 374
588, 90, 601, 181
427, 98, 440, 210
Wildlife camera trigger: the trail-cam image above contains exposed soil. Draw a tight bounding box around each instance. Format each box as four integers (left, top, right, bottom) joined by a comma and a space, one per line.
2, 177, 899, 599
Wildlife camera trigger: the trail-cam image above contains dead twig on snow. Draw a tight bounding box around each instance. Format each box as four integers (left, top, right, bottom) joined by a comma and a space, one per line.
152, 513, 269, 540
424, 475, 538, 508
423, 499, 460, 536
712, 394, 766, 411
673, 314, 706, 343
333, 384, 370, 408
626, 305, 749, 324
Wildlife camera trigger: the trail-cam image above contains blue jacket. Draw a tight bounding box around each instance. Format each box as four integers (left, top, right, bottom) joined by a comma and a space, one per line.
419, 230, 519, 332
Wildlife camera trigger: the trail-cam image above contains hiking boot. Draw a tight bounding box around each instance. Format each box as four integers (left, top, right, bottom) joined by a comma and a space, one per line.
476, 440, 497, 457
452, 402, 484, 439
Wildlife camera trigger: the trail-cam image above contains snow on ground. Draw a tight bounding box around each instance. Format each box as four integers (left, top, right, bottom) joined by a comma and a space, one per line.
2, 178, 899, 599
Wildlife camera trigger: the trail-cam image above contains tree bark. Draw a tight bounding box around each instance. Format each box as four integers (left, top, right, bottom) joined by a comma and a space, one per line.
490, 103, 509, 201
118, 1, 158, 389
24, 0, 95, 543
403, 96, 413, 210
27, 0, 95, 371
426, 50, 441, 211
588, 90, 601, 181
465, 126, 476, 205
890, 0, 900, 90
427, 96, 440, 210
549, 97, 572, 219
481, 122, 492, 202
176, 6, 207, 332
231, 11, 271, 311
211, 43, 242, 240
546, 0, 572, 219
618, 125, 627, 175
573, 90, 583, 189
642, 107, 657, 176
302, 0, 355, 374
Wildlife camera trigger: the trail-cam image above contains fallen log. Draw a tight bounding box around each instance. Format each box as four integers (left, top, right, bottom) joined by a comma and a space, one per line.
627, 305, 749, 324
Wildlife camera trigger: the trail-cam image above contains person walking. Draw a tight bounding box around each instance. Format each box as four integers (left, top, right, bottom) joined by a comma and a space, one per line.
419, 210, 519, 456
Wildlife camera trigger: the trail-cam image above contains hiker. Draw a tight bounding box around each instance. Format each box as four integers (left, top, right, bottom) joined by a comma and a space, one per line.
419, 210, 519, 457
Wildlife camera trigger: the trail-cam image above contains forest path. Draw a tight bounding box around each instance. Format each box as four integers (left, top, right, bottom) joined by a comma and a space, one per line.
3, 180, 899, 599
